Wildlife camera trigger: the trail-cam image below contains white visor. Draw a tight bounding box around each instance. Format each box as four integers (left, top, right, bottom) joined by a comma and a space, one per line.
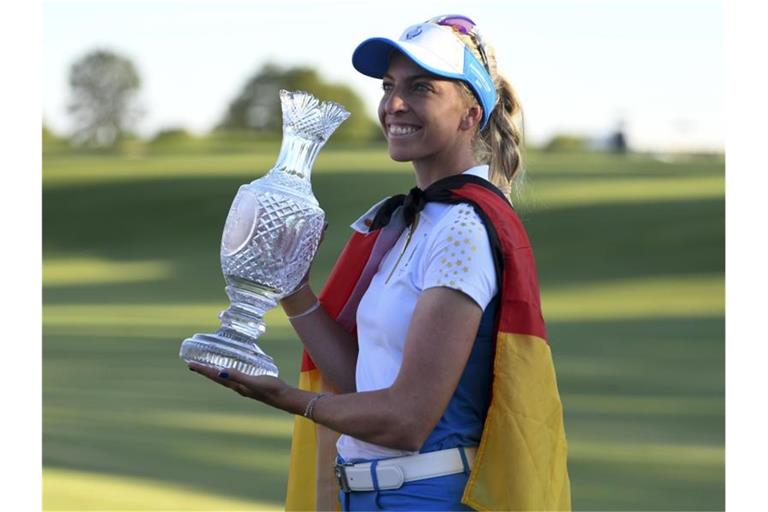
352, 22, 497, 129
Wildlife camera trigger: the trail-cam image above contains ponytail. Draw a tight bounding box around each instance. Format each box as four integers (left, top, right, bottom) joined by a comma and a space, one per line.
455, 32, 526, 201
480, 75, 525, 200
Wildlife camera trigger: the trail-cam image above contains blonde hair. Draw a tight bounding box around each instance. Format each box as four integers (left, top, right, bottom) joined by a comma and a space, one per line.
454, 32, 526, 201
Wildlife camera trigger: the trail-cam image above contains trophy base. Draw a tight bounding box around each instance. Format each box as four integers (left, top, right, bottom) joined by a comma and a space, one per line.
180, 332, 279, 377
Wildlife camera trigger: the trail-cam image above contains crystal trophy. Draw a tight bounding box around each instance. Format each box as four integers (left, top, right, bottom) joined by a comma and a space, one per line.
180, 90, 350, 377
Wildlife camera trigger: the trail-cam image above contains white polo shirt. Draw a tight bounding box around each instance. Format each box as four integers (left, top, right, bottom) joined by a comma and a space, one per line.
336, 165, 499, 461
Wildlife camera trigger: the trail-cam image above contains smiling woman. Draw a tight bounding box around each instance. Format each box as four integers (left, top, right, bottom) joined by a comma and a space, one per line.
188, 13, 570, 512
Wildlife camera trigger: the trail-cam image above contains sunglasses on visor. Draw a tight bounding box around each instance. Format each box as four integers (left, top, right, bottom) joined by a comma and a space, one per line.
428, 14, 491, 73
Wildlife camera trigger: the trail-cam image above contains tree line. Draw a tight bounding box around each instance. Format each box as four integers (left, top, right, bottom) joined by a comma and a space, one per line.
48, 48, 633, 154
55, 48, 380, 149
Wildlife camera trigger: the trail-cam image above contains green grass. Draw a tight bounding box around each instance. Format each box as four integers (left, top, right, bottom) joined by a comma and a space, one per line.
43, 147, 724, 510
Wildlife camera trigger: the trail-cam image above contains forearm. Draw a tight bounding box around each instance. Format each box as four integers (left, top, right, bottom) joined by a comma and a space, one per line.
273, 386, 423, 451
189, 363, 426, 451
281, 286, 358, 393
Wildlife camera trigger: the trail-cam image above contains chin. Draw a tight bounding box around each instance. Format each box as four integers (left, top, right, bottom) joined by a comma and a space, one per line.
388, 149, 414, 162
386, 141, 420, 162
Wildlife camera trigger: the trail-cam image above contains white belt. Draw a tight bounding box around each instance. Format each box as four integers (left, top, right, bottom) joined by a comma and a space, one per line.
335, 446, 476, 493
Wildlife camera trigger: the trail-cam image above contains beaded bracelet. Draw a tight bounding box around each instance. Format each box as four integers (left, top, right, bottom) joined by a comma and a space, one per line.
303, 393, 328, 421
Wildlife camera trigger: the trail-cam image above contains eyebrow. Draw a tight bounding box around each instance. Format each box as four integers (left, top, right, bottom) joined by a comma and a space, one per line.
382, 72, 440, 82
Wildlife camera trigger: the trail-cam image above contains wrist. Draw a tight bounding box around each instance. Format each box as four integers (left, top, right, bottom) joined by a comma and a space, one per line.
303, 393, 329, 422
281, 285, 318, 317
267, 380, 291, 409
283, 281, 309, 300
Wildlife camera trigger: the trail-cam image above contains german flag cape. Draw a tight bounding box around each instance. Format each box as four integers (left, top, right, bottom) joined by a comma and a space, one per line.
285, 175, 571, 511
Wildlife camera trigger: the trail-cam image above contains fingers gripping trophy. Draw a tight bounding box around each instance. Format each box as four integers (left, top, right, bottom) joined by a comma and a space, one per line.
180, 90, 350, 377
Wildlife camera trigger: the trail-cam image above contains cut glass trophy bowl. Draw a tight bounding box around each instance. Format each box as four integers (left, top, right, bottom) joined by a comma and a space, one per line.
179, 90, 350, 377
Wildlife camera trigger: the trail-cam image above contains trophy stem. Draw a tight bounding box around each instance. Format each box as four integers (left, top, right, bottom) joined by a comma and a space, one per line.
218, 275, 279, 340
179, 275, 280, 377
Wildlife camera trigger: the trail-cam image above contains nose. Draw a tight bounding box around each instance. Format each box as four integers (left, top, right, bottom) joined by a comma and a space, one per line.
381, 88, 409, 115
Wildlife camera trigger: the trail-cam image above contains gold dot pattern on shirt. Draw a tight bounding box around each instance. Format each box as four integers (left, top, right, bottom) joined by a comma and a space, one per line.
433, 206, 487, 291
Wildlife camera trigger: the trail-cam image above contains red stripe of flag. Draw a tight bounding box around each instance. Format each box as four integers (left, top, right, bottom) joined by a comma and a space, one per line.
452, 184, 547, 340
299, 230, 380, 372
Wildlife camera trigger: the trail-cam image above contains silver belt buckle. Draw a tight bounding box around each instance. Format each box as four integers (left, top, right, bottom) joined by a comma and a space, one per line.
334, 462, 353, 493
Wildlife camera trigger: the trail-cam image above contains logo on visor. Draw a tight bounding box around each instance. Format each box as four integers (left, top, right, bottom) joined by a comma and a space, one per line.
468, 62, 493, 93
405, 26, 422, 40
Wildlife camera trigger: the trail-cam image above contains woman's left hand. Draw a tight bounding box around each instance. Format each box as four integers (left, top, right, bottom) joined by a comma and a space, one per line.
187, 362, 289, 406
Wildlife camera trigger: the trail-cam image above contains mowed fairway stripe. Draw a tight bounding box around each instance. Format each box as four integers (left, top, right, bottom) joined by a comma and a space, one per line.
568, 440, 725, 476
42, 274, 722, 331
42, 149, 409, 186
568, 440, 723, 466
517, 175, 723, 208
542, 274, 723, 320
44, 257, 174, 286
43, 303, 291, 329
43, 467, 280, 511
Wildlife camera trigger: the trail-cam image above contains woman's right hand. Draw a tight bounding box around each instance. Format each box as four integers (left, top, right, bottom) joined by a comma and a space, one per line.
280, 221, 328, 314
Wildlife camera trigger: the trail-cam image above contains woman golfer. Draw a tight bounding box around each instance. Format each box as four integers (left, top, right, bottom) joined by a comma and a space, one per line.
190, 14, 571, 511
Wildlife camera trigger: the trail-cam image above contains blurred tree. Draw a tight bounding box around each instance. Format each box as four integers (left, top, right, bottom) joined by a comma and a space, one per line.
67, 49, 143, 147
218, 64, 379, 143
544, 133, 588, 152
42, 121, 69, 153
147, 127, 200, 154
43, 122, 60, 145
151, 127, 195, 145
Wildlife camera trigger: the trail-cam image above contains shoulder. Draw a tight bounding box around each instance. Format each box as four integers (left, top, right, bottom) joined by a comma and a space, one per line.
422, 203, 493, 277
426, 201, 489, 244
434, 203, 485, 236
420, 202, 498, 308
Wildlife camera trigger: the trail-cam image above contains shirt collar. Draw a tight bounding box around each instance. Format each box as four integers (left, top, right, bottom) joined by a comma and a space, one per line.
419, 165, 490, 225
461, 164, 491, 181
350, 164, 493, 233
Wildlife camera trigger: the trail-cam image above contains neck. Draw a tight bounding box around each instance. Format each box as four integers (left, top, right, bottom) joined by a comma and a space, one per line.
412, 152, 480, 189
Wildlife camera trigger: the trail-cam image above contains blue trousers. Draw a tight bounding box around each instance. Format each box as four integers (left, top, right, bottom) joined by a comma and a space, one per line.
337, 455, 474, 511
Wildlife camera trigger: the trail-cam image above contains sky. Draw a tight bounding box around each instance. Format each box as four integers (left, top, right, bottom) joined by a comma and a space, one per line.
43, 0, 724, 152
